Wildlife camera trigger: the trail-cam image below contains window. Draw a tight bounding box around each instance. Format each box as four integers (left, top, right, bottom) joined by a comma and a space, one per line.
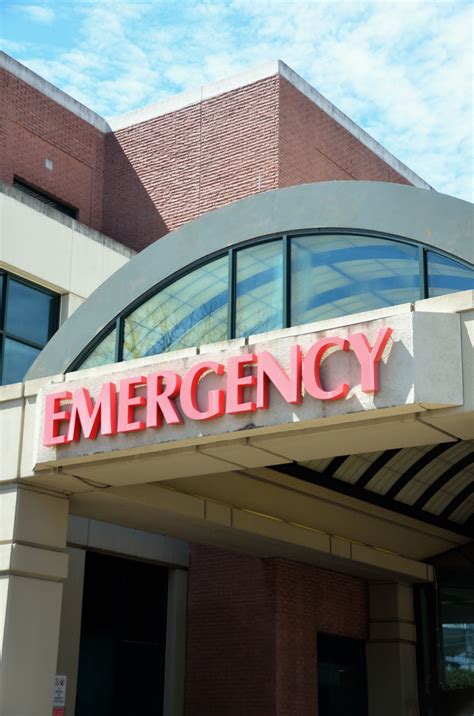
439, 580, 474, 690
235, 240, 283, 336
13, 177, 79, 219
123, 255, 228, 360
317, 633, 368, 715
74, 232, 474, 371
291, 235, 420, 325
75, 551, 168, 716
427, 251, 474, 298
0, 271, 60, 385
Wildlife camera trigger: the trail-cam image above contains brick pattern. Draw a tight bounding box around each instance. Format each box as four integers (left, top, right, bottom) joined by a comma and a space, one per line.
184, 545, 277, 716
0, 69, 105, 230
3, 67, 412, 253
184, 545, 368, 716
103, 77, 280, 251
278, 76, 411, 188
274, 558, 368, 715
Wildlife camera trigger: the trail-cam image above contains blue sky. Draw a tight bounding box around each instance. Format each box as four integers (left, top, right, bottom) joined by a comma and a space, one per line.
2, 0, 473, 201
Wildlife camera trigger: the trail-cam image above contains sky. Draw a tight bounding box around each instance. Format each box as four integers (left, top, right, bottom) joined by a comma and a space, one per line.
1, 0, 473, 201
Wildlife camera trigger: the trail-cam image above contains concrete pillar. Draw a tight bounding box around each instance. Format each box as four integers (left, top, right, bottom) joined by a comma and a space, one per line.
56, 547, 86, 716
0, 485, 68, 716
163, 569, 188, 716
366, 581, 420, 716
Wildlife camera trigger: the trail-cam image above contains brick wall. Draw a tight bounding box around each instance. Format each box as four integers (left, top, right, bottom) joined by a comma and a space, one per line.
2, 65, 413, 254
184, 545, 277, 715
102, 76, 280, 251
274, 558, 368, 714
0, 68, 105, 230
278, 76, 411, 188
185, 545, 368, 716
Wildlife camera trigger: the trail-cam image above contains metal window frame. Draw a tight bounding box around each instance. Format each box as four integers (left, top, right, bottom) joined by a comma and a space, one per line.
0, 269, 60, 385
13, 176, 79, 220
69, 228, 474, 373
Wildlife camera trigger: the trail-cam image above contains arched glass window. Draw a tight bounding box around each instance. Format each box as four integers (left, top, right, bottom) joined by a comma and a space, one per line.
123, 256, 228, 360
74, 232, 474, 371
427, 252, 474, 298
235, 240, 283, 336
291, 235, 420, 325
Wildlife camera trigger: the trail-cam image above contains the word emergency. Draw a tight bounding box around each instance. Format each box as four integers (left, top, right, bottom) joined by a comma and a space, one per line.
43, 327, 393, 446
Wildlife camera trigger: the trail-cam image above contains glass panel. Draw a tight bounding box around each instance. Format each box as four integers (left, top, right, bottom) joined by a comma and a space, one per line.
291, 235, 420, 325
2, 338, 40, 384
440, 583, 474, 690
79, 328, 117, 369
0, 273, 3, 328
235, 240, 282, 337
123, 256, 228, 360
427, 252, 474, 298
6, 278, 55, 345
317, 633, 368, 715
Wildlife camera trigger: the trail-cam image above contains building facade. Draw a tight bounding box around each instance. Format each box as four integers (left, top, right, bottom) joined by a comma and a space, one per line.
0, 52, 473, 716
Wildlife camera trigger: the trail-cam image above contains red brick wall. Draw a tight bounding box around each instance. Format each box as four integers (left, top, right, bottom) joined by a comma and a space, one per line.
103, 77, 280, 251
274, 558, 368, 714
278, 76, 411, 188
2, 66, 413, 254
0, 68, 105, 230
184, 545, 277, 716
185, 545, 368, 716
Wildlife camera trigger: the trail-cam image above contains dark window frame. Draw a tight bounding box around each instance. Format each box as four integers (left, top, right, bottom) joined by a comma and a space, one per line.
13, 176, 79, 220
70, 228, 474, 372
0, 269, 60, 385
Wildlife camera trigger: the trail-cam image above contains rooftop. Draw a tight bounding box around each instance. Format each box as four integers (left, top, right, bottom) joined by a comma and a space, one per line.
1, 51, 431, 190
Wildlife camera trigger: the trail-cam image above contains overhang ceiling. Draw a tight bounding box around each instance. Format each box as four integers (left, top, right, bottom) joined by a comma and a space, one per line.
274, 440, 474, 538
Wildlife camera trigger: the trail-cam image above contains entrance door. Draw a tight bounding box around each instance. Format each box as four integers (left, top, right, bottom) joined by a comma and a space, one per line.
317, 632, 368, 716
75, 551, 168, 716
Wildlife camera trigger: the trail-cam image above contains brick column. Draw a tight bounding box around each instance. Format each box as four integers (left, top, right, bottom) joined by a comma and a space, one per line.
184, 545, 368, 715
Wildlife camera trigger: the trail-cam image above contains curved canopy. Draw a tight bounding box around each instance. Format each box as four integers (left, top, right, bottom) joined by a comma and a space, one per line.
26, 181, 474, 380
276, 441, 474, 537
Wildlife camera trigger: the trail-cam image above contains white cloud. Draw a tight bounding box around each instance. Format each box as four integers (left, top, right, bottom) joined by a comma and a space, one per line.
11, 0, 473, 201
18, 4, 55, 24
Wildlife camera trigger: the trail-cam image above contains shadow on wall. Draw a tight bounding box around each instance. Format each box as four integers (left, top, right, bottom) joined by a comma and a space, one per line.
102, 133, 169, 252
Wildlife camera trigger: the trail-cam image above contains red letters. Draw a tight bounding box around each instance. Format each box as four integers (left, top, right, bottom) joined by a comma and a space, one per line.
146, 371, 182, 428
42, 328, 393, 446
303, 337, 350, 401
256, 345, 302, 409
349, 327, 393, 393
117, 376, 146, 433
67, 383, 116, 442
43, 391, 72, 446
181, 361, 225, 421
226, 354, 257, 414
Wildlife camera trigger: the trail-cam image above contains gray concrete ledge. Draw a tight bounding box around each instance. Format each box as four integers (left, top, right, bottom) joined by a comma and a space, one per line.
1, 181, 135, 258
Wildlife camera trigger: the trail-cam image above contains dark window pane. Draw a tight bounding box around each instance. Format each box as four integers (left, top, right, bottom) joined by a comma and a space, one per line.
79, 328, 117, 370
13, 177, 78, 219
2, 338, 40, 384
123, 256, 228, 359
6, 279, 56, 345
318, 633, 368, 716
291, 235, 420, 325
76, 552, 168, 716
236, 240, 282, 337
0, 273, 3, 327
427, 252, 474, 298
440, 582, 474, 690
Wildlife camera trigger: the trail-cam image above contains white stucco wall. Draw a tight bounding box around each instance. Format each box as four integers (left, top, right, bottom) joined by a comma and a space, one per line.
0, 187, 134, 322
